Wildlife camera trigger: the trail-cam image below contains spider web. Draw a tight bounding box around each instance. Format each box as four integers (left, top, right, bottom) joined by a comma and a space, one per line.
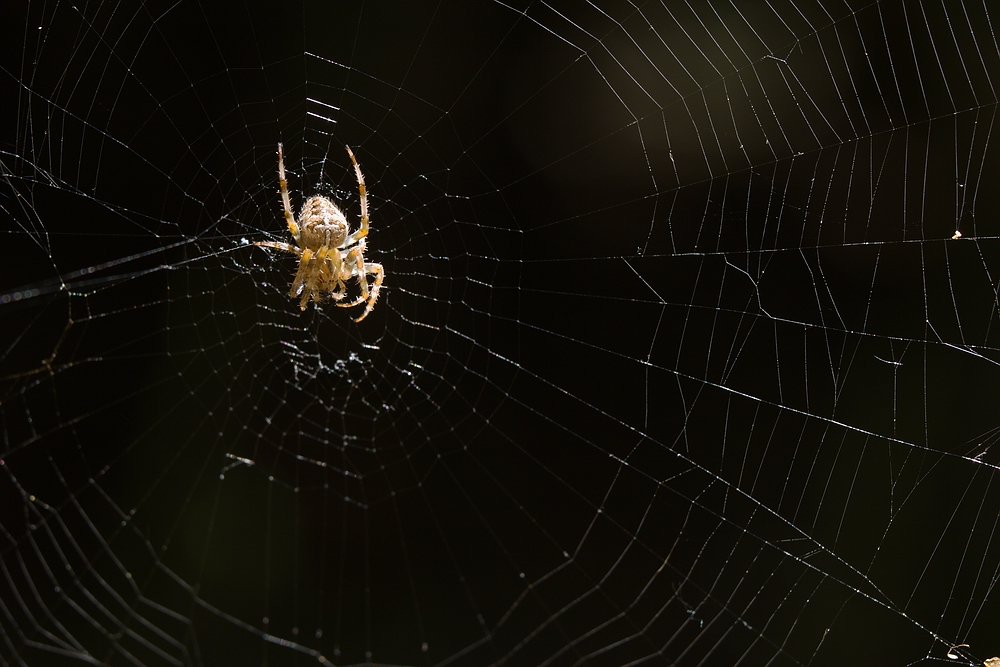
2, 0, 1000, 665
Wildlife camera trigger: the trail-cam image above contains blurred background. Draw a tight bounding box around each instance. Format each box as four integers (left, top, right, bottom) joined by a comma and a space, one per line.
2, 1, 999, 665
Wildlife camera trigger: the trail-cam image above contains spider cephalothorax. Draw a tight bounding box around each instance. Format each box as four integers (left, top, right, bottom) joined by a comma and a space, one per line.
255, 143, 384, 322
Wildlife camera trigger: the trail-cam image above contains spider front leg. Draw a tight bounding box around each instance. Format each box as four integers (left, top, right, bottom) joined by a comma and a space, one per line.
335, 247, 383, 322
291, 247, 318, 310
354, 263, 384, 322
316, 246, 348, 302
335, 245, 369, 309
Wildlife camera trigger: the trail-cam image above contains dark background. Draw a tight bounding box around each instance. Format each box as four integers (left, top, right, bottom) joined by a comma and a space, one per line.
2, 1, 999, 666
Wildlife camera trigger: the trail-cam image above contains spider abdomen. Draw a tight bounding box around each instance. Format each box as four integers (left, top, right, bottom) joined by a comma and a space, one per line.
298, 196, 348, 248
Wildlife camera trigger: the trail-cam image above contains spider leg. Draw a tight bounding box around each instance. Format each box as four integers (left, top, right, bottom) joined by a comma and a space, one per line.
291, 247, 316, 310
336, 258, 383, 323
253, 241, 301, 254
353, 263, 384, 323
335, 246, 369, 309
344, 146, 369, 245
256, 241, 315, 306
277, 143, 300, 242
316, 246, 347, 301
327, 280, 348, 302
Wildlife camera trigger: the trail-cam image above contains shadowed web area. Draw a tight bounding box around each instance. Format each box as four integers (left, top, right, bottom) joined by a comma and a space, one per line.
2, 1, 1000, 665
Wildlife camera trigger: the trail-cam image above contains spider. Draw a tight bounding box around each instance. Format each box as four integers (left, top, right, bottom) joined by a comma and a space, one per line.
255, 143, 384, 322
